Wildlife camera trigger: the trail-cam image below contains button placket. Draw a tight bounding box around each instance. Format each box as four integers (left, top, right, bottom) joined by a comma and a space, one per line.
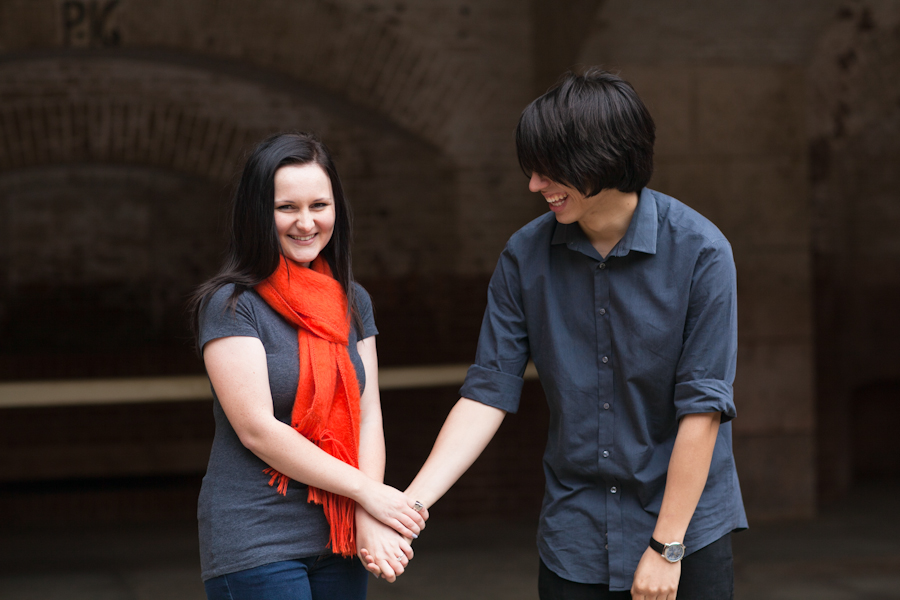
595, 256, 615, 502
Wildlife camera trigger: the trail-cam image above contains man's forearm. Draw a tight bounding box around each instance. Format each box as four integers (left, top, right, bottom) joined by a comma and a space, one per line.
652, 412, 721, 543
405, 398, 506, 508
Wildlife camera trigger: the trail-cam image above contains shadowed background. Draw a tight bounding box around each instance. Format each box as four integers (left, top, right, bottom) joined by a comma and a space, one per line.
0, 0, 898, 587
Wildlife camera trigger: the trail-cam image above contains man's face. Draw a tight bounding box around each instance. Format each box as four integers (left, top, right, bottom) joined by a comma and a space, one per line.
528, 172, 599, 225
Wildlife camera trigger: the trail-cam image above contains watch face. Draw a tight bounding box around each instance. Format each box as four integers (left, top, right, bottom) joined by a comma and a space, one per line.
664, 543, 685, 562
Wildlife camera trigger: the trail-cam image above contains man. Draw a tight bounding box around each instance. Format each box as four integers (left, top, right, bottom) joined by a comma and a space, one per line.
401, 68, 747, 599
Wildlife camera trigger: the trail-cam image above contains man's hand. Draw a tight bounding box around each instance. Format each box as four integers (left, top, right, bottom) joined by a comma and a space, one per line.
630, 546, 681, 600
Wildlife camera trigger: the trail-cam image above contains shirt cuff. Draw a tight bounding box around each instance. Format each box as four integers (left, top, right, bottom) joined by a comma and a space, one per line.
673, 379, 736, 423
459, 364, 524, 414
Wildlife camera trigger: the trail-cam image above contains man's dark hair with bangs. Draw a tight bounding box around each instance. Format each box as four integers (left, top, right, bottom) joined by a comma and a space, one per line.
516, 68, 656, 196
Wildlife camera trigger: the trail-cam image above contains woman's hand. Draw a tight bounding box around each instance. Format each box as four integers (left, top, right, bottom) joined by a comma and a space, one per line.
355, 480, 427, 540
356, 506, 413, 583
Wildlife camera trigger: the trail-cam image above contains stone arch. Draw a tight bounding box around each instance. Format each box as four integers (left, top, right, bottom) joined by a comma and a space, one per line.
0, 0, 493, 157
0, 52, 457, 377
0, 52, 458, 275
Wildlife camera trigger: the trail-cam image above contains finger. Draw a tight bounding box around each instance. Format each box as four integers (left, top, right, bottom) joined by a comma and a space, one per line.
390, 518, 419, 539
389, 557, 405, 577
407, 506, 427, 530
417, 506, 430, 522
399, 512, 423, 536
358, 550, 380, 576
400, 539, 414, 560
377, 559, 396, 583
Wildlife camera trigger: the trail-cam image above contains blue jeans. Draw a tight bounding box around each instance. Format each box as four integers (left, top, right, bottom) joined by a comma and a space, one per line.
204, 555, 368, 600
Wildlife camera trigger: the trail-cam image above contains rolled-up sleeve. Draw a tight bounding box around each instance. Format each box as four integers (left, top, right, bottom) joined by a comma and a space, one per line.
673, 238, 738, 422
459, 245, 530, 414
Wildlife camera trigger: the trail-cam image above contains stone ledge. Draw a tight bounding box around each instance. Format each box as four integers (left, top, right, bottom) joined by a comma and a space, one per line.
0, 363, 540, 408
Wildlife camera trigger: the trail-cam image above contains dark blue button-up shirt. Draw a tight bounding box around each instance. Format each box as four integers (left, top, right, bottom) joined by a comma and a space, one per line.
460, 188, 748, 590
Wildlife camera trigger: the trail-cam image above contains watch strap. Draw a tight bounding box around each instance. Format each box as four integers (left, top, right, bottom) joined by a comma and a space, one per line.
649, 537, 666, 554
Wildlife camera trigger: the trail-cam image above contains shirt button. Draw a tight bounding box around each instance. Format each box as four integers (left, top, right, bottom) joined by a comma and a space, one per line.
598, 263, 607, 270
605, 544, 608, 549
603, 403, 610, 410
602, 450, 609, 457
610, 486, 617, 494
601, 356, 609, 364
599, 308, 606, 315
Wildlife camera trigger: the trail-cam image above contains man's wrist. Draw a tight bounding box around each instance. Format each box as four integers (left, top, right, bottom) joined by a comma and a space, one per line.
649, 537, 686, 563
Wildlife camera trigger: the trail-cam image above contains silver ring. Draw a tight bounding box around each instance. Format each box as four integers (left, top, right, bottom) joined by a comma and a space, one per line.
413, 500, 425, 512
396, 555, 405, 560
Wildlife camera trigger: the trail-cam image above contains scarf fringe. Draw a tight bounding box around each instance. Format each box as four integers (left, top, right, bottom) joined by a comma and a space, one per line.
261, 427, 358, 556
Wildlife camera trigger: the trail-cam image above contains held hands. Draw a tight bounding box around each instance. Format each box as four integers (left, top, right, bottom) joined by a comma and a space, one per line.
356, 481, 427, 540
357, 499, 429, 582
355, 506, 413, 582
631, 546, 681, 600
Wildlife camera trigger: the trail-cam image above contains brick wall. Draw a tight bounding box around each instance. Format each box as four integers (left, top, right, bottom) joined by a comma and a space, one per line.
0, 0, 897, 525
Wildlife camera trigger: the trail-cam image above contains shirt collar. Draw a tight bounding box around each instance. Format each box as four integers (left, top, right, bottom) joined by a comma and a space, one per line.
612, 188, 658, 257
550, 188, 659, 257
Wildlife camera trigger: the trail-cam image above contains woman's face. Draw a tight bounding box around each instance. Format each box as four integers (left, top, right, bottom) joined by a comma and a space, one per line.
273, 163, 336, 268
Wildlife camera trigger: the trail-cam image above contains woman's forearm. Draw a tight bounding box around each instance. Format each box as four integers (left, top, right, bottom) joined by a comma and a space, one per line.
356, 336, 386, 483
244, 417, 375, 498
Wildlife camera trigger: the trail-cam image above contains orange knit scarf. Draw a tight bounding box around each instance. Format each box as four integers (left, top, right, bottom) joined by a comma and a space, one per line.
255, 255, 360, 557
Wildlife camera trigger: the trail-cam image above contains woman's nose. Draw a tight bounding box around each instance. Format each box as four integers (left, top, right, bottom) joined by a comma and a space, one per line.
295, 210, 313, 231
529, 172, 549, 192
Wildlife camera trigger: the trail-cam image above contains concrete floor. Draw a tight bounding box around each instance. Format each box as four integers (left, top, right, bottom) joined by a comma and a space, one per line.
1, 480, 898, 600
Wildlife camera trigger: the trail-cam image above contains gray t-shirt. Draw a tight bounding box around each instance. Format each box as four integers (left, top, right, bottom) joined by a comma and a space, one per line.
197, 282, 377, 581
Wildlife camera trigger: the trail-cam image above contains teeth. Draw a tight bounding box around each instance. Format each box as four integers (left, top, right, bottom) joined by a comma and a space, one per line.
546, 193, 567, 206
290, 234, 315, 241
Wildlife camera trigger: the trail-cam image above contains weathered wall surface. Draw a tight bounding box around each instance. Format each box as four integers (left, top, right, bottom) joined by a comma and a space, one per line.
1, 0, 897, 524
577, 0, 837, 518
808, 1, 900, 496
576, 0, 900, 515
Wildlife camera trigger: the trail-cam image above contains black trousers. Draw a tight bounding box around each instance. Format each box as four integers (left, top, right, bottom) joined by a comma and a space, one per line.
538, 533, 734, 600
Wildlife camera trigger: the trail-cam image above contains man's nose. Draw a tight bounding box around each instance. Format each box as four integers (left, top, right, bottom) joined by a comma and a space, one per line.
529, 172, 549, 192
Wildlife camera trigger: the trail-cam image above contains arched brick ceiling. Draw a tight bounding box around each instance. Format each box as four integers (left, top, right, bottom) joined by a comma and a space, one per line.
0, 0, 488, 154
0, 52, 459, 279
0, 53, 376, 183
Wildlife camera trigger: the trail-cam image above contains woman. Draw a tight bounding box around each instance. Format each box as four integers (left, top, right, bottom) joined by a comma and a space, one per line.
191, 132, 425, 599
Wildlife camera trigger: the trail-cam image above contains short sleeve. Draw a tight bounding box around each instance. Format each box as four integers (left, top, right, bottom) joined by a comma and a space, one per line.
198, 284, 260, 351
674, 239, 738, 422
352, 283, 378, 339
459, 245, 529, 414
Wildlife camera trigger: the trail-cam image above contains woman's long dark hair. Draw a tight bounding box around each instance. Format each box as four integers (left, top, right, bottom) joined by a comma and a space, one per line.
190, 132, 361, 342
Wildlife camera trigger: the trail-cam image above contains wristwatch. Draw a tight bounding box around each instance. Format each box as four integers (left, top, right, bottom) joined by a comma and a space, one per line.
649, 537, 686, 563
